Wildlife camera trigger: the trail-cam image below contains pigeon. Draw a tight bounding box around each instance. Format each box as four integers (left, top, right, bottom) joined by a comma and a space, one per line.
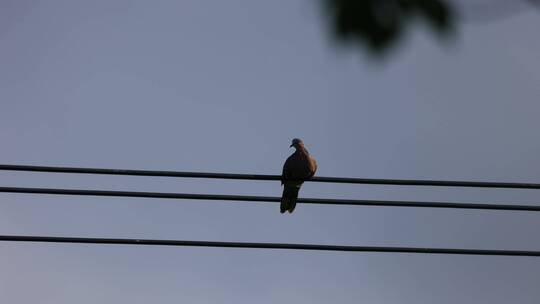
280, 138, 317, 213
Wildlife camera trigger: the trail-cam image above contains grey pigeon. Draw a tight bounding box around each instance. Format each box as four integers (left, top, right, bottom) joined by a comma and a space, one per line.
281, 138, 317, 213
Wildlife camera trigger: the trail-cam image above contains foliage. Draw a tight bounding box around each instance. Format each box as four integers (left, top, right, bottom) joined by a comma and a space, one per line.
324, 0, 454, 54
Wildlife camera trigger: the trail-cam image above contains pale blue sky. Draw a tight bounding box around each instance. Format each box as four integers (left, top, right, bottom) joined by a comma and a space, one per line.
1, 1, 540, 303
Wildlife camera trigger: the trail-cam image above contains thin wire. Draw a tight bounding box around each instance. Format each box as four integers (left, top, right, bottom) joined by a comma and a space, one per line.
1, 235, 539, 256
1, 186, 539, 212
1, 164, 540, 189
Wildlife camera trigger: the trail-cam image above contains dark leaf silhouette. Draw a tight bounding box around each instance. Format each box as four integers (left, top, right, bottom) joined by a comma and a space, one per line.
323, 0, 454, 54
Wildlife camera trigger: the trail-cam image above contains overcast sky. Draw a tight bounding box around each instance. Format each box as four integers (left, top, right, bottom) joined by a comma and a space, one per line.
1, 1, 539, 303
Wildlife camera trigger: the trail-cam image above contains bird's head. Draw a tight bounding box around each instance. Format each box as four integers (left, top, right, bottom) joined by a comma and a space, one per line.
290, 138, 304, 149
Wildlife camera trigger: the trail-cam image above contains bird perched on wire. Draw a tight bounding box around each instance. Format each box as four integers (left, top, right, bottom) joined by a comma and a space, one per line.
281, 138, 317, 213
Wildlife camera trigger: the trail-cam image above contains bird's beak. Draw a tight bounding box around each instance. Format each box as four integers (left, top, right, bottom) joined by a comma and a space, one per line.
289, 144, 293, 148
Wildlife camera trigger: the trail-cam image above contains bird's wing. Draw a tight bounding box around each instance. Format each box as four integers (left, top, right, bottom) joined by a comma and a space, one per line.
308, 156, 317, 178
281, 155, 294, 185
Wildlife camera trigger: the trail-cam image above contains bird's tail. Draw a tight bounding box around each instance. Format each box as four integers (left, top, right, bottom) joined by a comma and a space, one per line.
280, 184, 301, 214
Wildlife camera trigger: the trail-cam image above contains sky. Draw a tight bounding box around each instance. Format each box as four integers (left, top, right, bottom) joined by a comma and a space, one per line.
1, 0, 539, 303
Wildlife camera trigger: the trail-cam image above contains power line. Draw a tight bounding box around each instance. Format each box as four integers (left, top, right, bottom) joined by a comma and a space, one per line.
1, 234, 538, 256
1, 186, 539, 212
1, 164, 539, 189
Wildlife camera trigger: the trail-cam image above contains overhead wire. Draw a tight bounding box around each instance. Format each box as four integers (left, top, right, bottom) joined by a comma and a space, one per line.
2, 164, 540, 189
2, 235, 539, 257
1, 186, 539, 212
